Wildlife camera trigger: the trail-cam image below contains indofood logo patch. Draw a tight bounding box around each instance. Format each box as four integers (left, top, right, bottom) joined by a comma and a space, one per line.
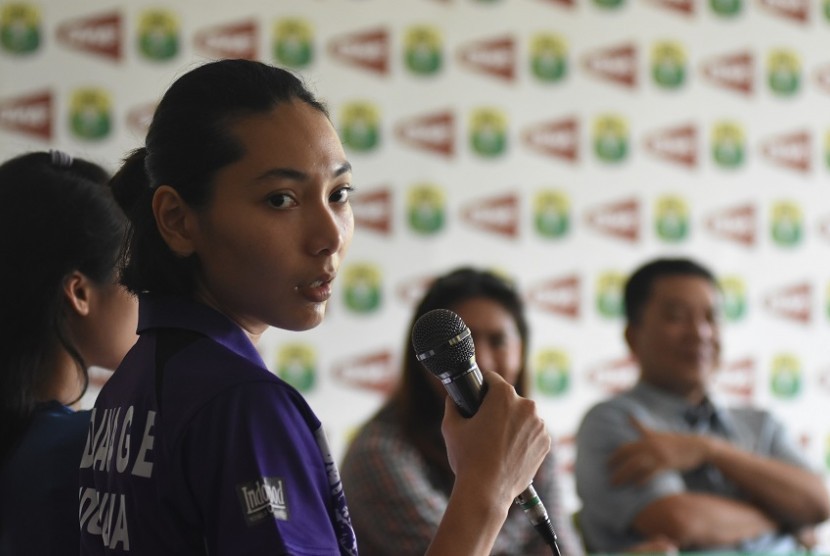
770, 200, 803, 248
595, 271, 625, 319
469, 107, 508, 158
534, 349, 571, 397
69, 88, 112, 141
770, 353, 802, 399
593, 0, 624, 9
533, 190, 570, 239
710, 0, 742, 16
404, 25, 442, 76
407, 183, 446, 235
711, 121, 746, 169
276, 344, 316, 392
719, 275, 747, 322
529, 33, 567, 83
0, 3, 40, 54
273, 18, 313, 69
236, 477, 288, 525
340, 101, 381, 153
826, 0, 830, 21
593, 114, 629, 163
651, 41, 686, 89
343, 263, 382, 314
767, 48, 801, 97
137, 9, 179, 61
654, 195, 689, 243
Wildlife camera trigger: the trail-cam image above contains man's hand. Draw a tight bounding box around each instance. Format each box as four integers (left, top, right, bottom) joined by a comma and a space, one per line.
609, 417, 711, 486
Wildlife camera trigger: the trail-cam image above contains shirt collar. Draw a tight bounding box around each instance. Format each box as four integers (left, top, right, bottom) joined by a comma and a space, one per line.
137, 292, 265, 368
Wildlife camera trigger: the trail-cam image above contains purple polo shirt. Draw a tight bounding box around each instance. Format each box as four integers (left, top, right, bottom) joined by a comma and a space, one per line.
79, 294, 357, 555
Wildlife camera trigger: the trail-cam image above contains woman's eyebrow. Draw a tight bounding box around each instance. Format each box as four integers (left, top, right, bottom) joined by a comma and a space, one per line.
256, 161, 352, 182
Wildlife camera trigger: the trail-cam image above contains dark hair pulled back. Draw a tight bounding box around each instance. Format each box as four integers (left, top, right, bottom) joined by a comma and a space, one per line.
112, 59, 328, 296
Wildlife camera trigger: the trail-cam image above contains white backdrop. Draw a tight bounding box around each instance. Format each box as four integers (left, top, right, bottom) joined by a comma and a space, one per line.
3, 0, 830, 550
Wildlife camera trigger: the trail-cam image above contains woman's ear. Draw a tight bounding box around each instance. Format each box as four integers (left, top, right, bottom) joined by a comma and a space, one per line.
63, 270, 92, 317
152, 185, 196, 257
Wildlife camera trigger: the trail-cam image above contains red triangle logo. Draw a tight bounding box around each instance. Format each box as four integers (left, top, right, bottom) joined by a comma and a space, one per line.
586, 355, 638, 395
395, 273, 436, 306
700, 50, 754, 96
457, 35, 516, 82
521, 117, 579, 163
328, 28, 390, 75
0, 90, 52, 141
584, 197, 640, 242
764, 282, 812, 324
813, 62, 830, 95
194, 19, 258, 60
352, 187, 393, 235
643, 123, 698, 169
332, 349, 397, 394
712, 357, 755, 402
395, 110, 455, 157
460, 192, 520, 239
759, 0, 809, 24
56, 11, 122, 61
760, 129, 811, 174
704, 203, 756, 247
525, 274, 581, 319
582, 42, 638, 89
126, 102, 156, 139
649, 0, 695, 15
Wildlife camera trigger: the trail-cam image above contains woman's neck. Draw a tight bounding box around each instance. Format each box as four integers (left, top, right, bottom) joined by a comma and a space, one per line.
36, 348, 83, 406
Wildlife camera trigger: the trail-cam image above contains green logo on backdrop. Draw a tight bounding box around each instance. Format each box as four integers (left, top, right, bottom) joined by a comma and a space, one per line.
404, 25, 442, 76
593, 0, 625, 8
407, 184, 446, 235
69, 88, 112, 141
0, 3, 40, 54
276, 344, 316, 392
470, 108, 508, 158
533, 190, 570, 239
767, 49, 801, 97
770, 354, 802, 399
137, 9, 179, 61
340, 102, 380, 153
343, 263, 382, 314
273, 18, 313, 68
655, 195, 689, 243
719, 276, 747, 322
530, 33, 567, 83
770, 201, 803, 247
534, 349, 571, 397
712, 121, 745, 169
593, 115, 629, 163
651, 41, 686, 90
596, 272, 625, 319
710, 0, 742, 17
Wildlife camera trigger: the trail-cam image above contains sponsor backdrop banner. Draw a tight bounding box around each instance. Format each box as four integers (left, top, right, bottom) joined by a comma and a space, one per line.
4, 0, 830, 547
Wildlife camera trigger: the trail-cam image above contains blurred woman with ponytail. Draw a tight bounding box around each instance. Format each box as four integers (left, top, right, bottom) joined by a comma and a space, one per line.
0, 150, 138, 556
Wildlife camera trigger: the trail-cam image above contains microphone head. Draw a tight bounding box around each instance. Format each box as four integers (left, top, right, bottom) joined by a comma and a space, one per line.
411, 308, 475, 377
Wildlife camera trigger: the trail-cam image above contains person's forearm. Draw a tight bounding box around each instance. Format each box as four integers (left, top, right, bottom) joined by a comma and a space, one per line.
425, 479, 510, 556
634, 492, 777, 549
704, 437, 830, 526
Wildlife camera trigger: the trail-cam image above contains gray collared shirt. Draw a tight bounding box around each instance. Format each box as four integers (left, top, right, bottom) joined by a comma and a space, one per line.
575, 381, 813, 554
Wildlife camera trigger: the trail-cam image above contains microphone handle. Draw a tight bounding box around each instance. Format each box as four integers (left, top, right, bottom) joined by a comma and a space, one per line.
440, 361, 563, 555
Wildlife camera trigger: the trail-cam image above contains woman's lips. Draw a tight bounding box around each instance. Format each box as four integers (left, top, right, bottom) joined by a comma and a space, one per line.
296, 277, 334, 303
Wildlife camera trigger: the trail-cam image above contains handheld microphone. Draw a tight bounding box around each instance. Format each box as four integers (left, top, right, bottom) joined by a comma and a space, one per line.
411, 308, 562, 556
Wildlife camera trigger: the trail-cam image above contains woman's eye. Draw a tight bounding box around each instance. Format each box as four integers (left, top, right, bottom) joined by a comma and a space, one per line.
330, 186, 355, 204
267, 193, 296, 208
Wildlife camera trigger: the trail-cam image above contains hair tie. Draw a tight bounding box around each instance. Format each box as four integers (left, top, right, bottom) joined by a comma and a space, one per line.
49, 149, 73, 168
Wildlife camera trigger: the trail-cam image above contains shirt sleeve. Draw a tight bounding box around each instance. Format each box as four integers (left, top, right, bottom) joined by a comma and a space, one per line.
173, 380, 341, 556
575, 400, 685, 550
